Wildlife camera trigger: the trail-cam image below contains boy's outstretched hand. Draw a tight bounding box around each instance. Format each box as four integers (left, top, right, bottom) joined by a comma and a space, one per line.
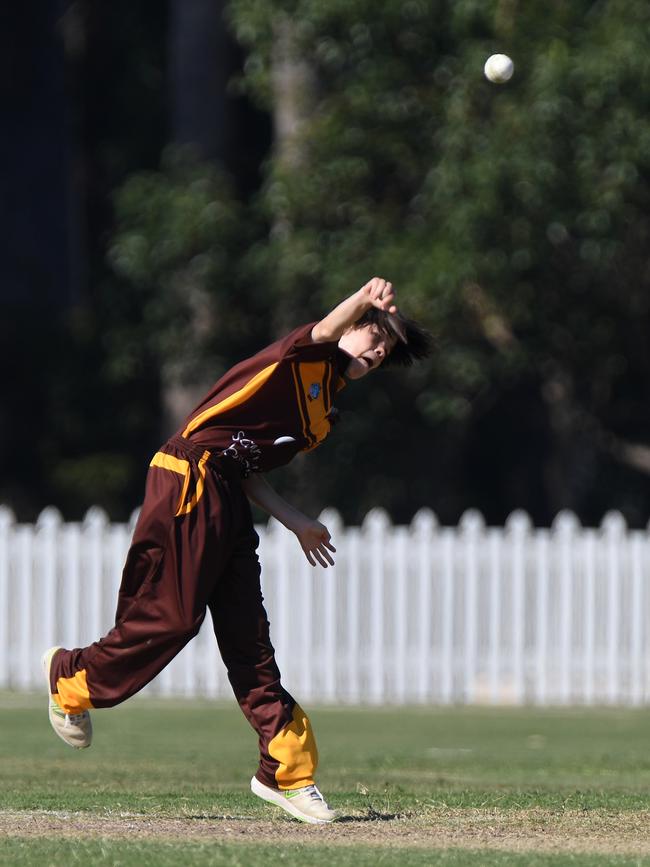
241, 473, 336, 568
293, 516, 337, 568
360, 276, 398, 315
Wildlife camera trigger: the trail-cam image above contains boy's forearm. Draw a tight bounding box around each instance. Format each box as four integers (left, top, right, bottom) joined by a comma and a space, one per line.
241, 473, 307, 532
311, 277, 397, 343
311, 288, 372, 343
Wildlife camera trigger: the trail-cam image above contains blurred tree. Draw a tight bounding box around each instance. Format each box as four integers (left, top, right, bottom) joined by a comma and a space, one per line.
108, 153, 258, 438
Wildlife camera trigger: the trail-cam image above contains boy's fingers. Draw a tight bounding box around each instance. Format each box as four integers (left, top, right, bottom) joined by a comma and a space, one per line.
376, 280, 391, 298
304, 548, 316, 567
369, 280, 396, 311
363, 276, 396, 307
323, 540, 336, 552
319, 545, 335, 566
313, 548, 329, 568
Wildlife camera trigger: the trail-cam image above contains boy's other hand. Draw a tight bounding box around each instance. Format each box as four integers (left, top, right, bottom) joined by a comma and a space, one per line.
360, 277, 398, 314
293, 517, 336, 568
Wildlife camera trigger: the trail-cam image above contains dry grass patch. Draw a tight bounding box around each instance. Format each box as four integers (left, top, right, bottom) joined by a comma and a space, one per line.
3, 807, 650, 856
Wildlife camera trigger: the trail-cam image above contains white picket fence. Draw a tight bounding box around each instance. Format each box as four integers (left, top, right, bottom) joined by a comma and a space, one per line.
1, 504, 650, 706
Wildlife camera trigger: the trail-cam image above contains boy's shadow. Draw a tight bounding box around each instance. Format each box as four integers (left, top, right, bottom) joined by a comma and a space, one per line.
187, 811, 400, 823
335, 811, 400, 823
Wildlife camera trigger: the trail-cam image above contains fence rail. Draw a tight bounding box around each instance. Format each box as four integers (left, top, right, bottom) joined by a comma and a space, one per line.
1, 505, 649, 705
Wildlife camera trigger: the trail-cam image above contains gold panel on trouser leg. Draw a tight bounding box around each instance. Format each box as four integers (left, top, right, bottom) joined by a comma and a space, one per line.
177, 451, 210, 516
149, 449, 209, 517
268, 703, 319, 790
149, 452, 189, 475
54, 669, 94, 714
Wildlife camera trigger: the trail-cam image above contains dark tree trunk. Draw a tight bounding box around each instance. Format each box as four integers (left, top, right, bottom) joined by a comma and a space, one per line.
169, 0, 229, 161
0, 0, 80, 310
161, 0, 232, 434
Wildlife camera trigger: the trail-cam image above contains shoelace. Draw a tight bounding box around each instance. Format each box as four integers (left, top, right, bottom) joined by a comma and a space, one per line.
64, 712, 87, 726
304, 785, 326, 804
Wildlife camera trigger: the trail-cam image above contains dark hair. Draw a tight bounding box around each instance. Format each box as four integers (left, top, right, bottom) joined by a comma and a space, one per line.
354, 308, 433, 367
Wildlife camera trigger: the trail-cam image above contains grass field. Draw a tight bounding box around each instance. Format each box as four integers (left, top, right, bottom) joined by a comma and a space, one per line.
2, 693, 650, 865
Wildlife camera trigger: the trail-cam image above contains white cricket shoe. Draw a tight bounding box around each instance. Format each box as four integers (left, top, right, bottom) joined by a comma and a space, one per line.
42, 647, 92, 749
251, 776, 336, 824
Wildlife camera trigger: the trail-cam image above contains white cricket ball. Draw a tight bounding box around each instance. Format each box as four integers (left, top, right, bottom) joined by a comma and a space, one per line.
484, 53, 514, 84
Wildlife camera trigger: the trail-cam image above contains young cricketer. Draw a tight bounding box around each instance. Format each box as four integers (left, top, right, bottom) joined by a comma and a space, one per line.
43, 277, 431, 824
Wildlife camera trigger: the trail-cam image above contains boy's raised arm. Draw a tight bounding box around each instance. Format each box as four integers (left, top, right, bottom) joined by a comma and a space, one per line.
311, 277, 398, 343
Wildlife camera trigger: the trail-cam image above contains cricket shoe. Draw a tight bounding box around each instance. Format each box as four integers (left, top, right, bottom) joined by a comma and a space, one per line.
42, 647, 92, 749
251, 776, 335, 824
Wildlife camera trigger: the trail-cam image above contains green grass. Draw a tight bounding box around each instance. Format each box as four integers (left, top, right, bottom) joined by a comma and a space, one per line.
1, 839, 648, 867
3, 692, 650, 865
3, 693, 650, 811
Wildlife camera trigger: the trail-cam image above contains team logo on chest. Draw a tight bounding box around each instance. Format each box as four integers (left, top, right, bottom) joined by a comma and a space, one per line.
308, 382, 321, 401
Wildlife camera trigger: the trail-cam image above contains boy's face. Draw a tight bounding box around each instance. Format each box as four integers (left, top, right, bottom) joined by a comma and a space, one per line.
338, 324, 397, 380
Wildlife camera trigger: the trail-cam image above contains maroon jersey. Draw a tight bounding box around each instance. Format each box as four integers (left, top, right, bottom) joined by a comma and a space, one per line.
175, 323, 348, 475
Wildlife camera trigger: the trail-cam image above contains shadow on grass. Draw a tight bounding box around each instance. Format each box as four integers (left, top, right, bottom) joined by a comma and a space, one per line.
181, 810, 405, 823
182, 814, 258, 821
335, 812, 401, 823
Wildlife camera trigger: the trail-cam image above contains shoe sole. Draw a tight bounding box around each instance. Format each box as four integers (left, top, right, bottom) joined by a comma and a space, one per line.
42, 646, 91, 750
42, 646, 60, 703
250, 776, 334, 824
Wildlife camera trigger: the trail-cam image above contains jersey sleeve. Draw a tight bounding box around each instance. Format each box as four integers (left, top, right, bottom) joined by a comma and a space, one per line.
272, 322, 340, 364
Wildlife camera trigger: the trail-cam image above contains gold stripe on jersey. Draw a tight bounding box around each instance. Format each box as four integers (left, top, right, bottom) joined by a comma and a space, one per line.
322, 362, 333, 413
297, 361, 331, 448
291, 362, 313, 447
181, 362, 280, 438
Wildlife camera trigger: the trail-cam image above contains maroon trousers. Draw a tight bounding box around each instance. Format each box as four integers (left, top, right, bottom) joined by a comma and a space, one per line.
49, 437, 318, 790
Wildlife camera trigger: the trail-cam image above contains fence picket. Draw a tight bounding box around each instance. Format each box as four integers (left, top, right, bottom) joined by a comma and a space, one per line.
555, 511, 577, 704
534, 530, 549, 705
0, 507, 13, 687
346, 528, 361, 703
507, 511, 530, 704
413, 510, 435, 703
320, 509, 340, 704
488, 529, 501, 704
460, 511, 482, 704
440, 530, 454, 704
603, 512, 625, 703
630, 533, 643, 705
365, 509, 388, 705
393, 527, 408, 704
16, 526, 33, 690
